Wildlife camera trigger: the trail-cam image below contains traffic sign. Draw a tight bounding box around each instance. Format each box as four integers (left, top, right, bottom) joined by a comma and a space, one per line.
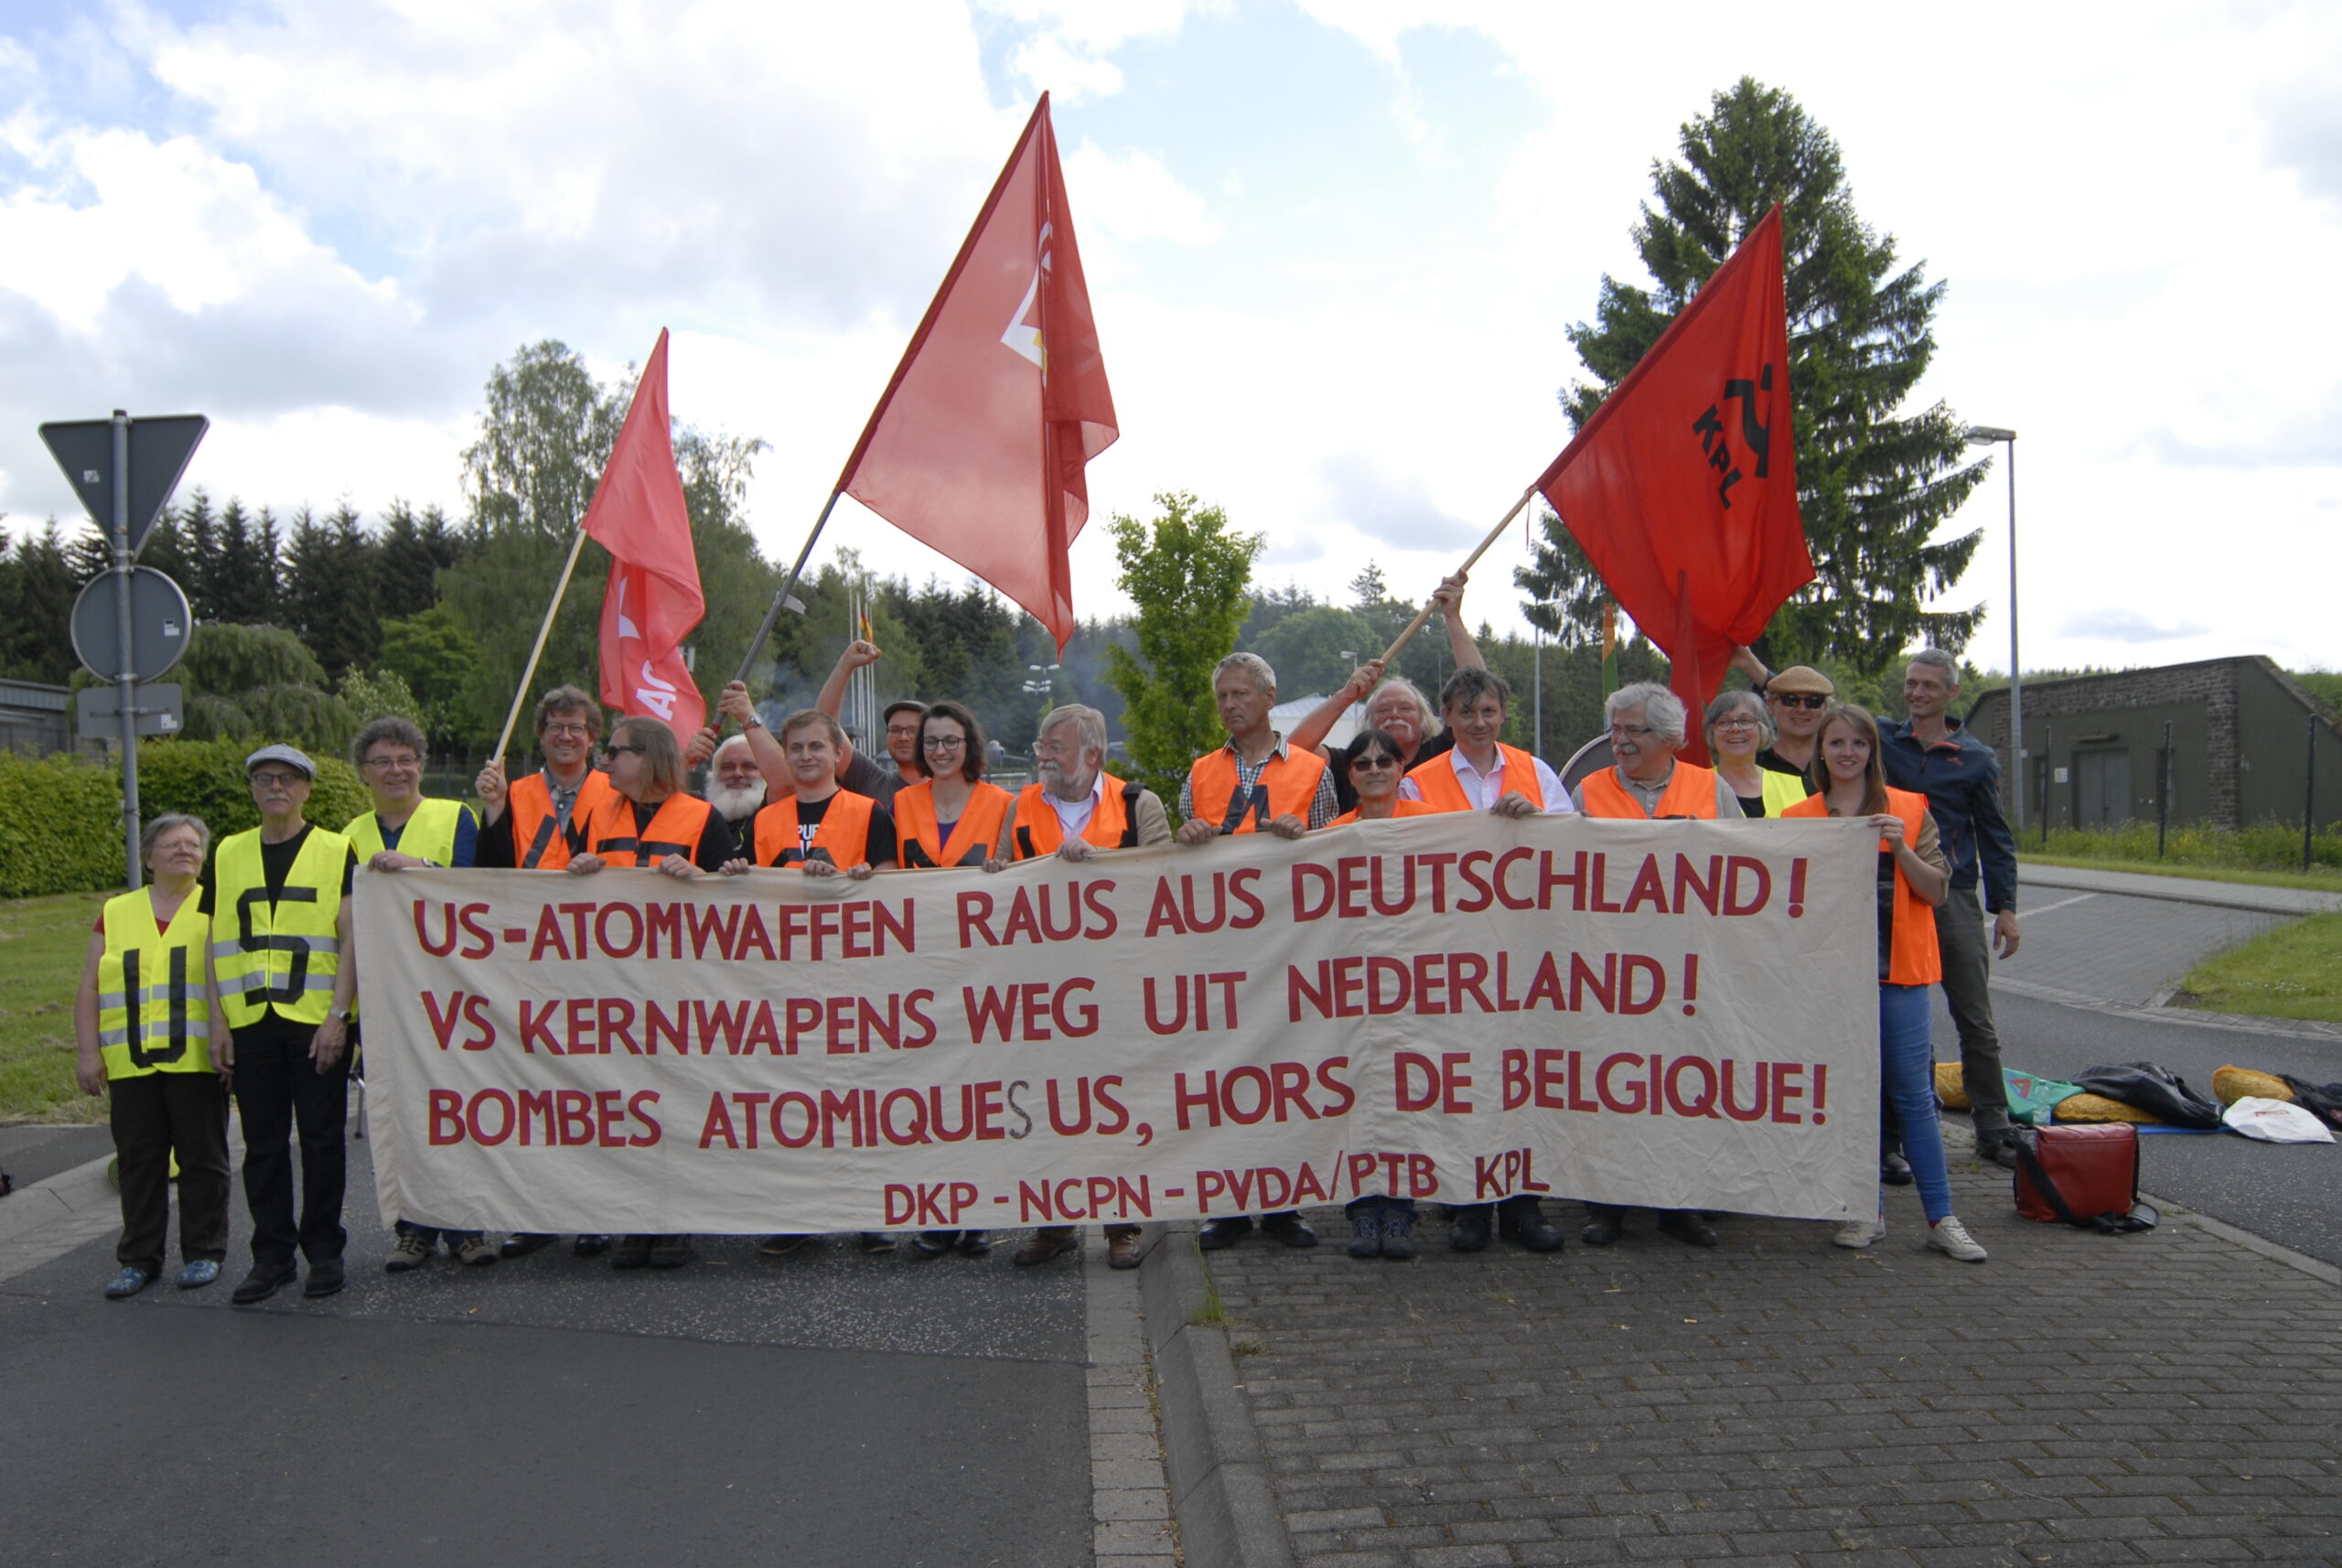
70, 566, 192, 682
76, 682, 183, 738
38, 413, 209, 557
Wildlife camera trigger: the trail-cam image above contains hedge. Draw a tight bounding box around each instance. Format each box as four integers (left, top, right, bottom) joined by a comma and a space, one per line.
0, 741, 372, 897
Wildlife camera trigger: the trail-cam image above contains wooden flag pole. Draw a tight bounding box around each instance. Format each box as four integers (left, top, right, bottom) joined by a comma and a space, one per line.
1371, 485, 1540, 668
491, 524, 592, 766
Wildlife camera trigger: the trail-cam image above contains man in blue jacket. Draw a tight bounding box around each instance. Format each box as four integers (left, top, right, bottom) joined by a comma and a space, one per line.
1882, 649, 2024, 1168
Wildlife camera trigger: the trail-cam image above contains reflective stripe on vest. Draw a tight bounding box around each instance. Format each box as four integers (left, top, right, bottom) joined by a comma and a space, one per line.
1405, 746, 1542, 812
344, 797, 467, 866
586, 791, 717, 868
96, 889, 213, 1079
752, 790, 876, 868
509, 770, 612, 870
210, 827, 349, 1028
1187, 747, 1327, 834
1578, 764, 1722, 821
1013, 781, 1140, 859
1781, 788, 1941, 985
896, 779, 1012, 869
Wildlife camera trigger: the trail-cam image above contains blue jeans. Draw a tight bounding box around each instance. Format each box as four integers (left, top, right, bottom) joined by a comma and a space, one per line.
1881, 983, 1953, 1223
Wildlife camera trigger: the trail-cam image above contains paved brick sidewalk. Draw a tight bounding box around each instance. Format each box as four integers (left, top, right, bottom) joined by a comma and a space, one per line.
1205, 1164, 2341, 1566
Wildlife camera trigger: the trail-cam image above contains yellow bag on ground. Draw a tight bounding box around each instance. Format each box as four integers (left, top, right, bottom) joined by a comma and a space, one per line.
2212, 1065, 2293, 1105
1934, 1062, 1969, 1111
2054, 1092, 2160, 1124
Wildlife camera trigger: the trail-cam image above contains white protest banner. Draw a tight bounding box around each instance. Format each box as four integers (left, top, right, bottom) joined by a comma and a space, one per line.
357, 814, 1882, 1235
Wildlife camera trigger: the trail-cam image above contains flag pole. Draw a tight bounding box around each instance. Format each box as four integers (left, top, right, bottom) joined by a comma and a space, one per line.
491, 524, 592, 765
731, 489, 843, 688
1371, 485, 1539, 669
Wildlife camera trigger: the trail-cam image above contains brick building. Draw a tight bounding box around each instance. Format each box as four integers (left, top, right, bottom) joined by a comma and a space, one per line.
1963, 656, 2342, 832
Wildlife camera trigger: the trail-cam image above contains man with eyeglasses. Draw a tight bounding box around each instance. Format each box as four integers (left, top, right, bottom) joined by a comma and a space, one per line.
204, 745, 360, 1305
343, 714, 494, 1273
703, 734, 768, 832
476, 685, 611, 872
1571, 683, 1743, 1250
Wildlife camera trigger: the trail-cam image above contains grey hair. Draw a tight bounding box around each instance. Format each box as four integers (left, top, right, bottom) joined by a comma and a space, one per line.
1703, 689, 1774, 746
1907, 648, 1961, 687
711, 733, 756, 768
351, 714, 427, 768
1038, 703, 1108, 758
140, 812, 209, 863
1214, 651, 1276, 693
1607, 682, 1688, 746
1365, 675, 1438, 736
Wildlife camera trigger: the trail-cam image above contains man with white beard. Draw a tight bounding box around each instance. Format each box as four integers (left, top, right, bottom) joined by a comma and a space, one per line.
703, 734, 768, 832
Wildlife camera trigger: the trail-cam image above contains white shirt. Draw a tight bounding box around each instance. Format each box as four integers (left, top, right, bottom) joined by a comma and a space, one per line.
1398, 747, 1576, 813
1044, 770, 1106, 837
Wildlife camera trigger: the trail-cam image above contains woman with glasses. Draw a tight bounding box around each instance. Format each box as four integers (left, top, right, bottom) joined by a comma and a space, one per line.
1703, 691, 1810, 819
1782, 706, 1988, 1262
892, 701, 1013, 1260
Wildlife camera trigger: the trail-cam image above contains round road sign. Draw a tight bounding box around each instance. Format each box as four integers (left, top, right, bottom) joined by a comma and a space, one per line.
70, 566, 193, 683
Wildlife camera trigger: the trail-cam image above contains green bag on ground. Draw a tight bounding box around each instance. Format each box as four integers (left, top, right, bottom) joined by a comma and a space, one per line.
2003, 1069, 2085, 1126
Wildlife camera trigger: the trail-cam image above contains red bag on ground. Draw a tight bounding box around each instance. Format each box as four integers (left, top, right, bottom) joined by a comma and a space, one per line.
2011, 1124, 2158, 1232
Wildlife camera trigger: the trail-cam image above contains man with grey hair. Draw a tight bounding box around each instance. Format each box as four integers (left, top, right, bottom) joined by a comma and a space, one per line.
988, 703, 1174, 1269
703, 732, 768, 832
1882, 650, 2023, 1168
1571, 682, 1741, 1249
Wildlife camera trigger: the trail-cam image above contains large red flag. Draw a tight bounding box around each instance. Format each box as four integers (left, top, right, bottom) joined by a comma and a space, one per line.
1536, 206, 1812, 765
837, 94, 1117, 650
585, 328, 706, 744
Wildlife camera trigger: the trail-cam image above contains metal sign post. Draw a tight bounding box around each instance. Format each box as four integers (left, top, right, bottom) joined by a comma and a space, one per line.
112, 413, 138, 888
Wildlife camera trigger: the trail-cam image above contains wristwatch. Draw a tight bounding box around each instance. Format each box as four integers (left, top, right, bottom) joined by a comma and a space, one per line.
742, 717, 765, 731
331, 1007, 356, 1024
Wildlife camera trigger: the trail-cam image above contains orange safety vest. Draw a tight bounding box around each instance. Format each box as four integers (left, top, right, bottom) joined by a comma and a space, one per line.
1782, 788, 1941, 986
1187, 746, 1328, 835
1327, 800, 1443, 827
1578, 763, 1722, 821
1406, 745, 1543, 812
1011, 780, 1143, 859
753, 789, 877, 869
508, 769, 612, 870
586, 790, 717, 868
895, 779, 1012, 869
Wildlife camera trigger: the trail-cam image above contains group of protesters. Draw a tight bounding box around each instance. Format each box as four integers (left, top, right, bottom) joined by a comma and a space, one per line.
72, 569, 2025, 1301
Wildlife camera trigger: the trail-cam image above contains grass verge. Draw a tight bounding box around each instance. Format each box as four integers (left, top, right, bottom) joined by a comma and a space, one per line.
2020, 854, 2342, 895
0, 889, 110, 1124
2171, 913, 2342, 1025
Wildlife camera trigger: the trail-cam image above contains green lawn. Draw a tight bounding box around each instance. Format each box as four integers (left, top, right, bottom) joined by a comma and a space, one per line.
0, 890, 110, 1124
2173, 913, 2342, 1026
2020, 854, 2342, 896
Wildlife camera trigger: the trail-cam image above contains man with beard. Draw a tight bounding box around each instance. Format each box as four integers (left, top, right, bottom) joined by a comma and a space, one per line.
704, 733, 768, 834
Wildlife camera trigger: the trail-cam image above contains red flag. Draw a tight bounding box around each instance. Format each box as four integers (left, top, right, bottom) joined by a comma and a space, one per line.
584, 328, 706, 744
837, 94, 1118, 650
1536, 206, 1812, 765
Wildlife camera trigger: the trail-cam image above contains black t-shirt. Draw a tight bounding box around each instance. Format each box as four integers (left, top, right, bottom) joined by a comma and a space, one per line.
1334, 728, 1455, 815
197, 822, 358, 915
1736, 793, 1769, 819
764, 793, 897, 867
838, 749, 907, 811
618, 798, 737, 873
1756, 746, 1810, 779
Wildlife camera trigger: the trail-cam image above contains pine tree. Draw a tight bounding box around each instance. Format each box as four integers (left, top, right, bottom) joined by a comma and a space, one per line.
1519, 77, 1987, 676
0, 524, 80, 683
212, 499, 278, 625
176, 489, 219, 619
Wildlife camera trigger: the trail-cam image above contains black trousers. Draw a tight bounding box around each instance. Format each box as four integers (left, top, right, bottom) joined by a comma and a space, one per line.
231, 1014, 349, 1267
111, 1071, 232, 1275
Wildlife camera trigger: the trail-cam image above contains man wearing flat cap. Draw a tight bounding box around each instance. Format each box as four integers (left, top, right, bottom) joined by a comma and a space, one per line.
1752, 662, 1834, 779
204, 745, 360, 1305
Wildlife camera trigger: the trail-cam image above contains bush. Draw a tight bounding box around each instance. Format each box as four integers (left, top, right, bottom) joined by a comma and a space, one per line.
136, 738, 371, 841
0, 753, 124, 896
2033, 821, 2342, 874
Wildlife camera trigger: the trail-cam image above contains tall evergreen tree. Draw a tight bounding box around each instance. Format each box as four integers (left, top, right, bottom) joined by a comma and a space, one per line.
0, 524, 80, 683
175, 489, 219, 619
377, 499, 467, 622
1518, 77, 1987, 676
212, 498, 278, 625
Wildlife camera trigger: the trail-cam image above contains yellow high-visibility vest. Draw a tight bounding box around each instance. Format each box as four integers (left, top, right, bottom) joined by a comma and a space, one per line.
344, 798, 467, 866
211, 827, 349, 1028
95, 888, 213, 1079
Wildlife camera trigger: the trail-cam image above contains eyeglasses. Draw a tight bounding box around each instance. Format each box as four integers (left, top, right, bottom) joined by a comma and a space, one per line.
1771, 693, 1829, 710
1606, 725, 1654, 741
543, 722, 594, 739
250, 771, 306, 789
1713, 716, 1761, 732
922, 735, 967, 753
363, 754, 420, 771
603, 743, 648, 758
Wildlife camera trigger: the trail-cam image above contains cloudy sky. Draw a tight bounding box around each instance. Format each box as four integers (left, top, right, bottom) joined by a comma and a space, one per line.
2, 0, 2337, 674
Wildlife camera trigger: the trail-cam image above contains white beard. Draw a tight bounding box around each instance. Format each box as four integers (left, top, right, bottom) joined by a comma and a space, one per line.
708, 782, 766, 824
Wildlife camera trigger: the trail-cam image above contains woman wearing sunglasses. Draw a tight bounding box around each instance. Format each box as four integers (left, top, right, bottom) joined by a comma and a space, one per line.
893, 701, 1014, 1260
1781, 705, 1988, 1263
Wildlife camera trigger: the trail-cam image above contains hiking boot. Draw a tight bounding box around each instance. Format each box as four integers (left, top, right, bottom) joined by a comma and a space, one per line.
1014, 1227, 1079, 1266
450, 1235, 499, 1267
1345, 1207, 1382, 1260
385, 1230, 433, 1273
1380, 1205, 1418, 1262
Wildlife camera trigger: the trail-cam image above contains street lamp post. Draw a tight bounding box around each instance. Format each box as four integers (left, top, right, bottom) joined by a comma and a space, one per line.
1966, 425, 2021, 830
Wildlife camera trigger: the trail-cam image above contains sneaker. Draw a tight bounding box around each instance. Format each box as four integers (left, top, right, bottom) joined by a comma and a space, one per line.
1927, 1216, 1989, 1262
450, 1235, 500, 1267
175, 1260, 221, 1291
1380, 1206, 1417, 1262
103, 1266, 153, 1299
385, 1230, 433, 1273
1833, 1215, 1887, 1249
1346, 1207, 1382, 1260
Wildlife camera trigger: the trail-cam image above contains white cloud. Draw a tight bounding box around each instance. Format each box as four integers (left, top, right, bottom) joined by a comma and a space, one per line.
1062, 142, 1220, 246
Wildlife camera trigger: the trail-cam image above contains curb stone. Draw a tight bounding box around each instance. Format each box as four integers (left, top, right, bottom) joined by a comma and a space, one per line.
1137, 1225, 1297, 1568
